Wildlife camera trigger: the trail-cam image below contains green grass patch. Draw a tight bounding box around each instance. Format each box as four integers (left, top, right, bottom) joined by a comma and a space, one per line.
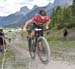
48, 41, 75, 49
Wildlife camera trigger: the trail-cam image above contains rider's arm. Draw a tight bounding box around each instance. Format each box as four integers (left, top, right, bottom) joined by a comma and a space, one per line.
23, 19, 33, 31
45, 18, 51, 29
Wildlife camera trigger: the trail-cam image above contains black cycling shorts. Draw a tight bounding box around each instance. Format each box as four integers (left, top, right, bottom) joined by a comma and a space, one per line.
31, 23, 43, 36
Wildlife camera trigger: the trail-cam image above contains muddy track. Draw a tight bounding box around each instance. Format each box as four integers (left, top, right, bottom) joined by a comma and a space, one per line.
8, 33, 75, 69
10, 44, 75, 69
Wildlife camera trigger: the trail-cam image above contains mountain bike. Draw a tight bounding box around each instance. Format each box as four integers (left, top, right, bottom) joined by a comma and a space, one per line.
27, 28, 50, 64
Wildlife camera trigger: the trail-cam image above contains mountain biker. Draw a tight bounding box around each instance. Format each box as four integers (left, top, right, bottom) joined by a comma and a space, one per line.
22, 9, 51, 37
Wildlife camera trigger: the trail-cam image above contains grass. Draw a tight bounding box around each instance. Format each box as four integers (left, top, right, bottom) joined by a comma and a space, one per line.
45, 28, 75, 48
0, 53, 3, 65
0, 47, 15, 68
48, 41, 75, 50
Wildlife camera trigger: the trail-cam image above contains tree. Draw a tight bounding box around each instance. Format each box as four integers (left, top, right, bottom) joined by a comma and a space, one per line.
51, 5, 74, 29
51, 6, 64, 28
63, 7, 72, 22
72, 0, 75, 16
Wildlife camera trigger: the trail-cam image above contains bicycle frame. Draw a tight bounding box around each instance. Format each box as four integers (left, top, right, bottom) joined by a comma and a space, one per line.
27, 28, 43, 44
28, 28, 43, 47
33, 28, 43, 48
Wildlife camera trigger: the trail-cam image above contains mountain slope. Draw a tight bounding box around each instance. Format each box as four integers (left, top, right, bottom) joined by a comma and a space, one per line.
0, 0, 73, 27
15, 6, 30, 16
0, 6, 30, 26
54, 0, 73, 7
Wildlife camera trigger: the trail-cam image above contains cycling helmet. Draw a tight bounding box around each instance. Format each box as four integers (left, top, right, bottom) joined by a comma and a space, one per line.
38, 9, 46, 16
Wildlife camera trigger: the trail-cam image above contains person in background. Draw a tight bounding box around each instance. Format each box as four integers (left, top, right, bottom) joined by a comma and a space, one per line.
0, 28, 6, 52
63, 28, 68, 40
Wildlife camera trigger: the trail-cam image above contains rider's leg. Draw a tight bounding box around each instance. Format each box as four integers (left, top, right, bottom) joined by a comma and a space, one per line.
29, 30, 35, 38
28, 30, 35, 50
28, 23, 36, 50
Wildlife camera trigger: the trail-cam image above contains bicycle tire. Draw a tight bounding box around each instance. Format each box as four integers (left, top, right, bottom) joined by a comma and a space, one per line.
28, 37, 36, 59
37, 37, 50, 64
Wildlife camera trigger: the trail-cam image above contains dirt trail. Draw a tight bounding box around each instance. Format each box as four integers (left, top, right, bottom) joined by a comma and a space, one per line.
3, 30, 75, 69
10, 43, 75, 69
9, 35, 75, 69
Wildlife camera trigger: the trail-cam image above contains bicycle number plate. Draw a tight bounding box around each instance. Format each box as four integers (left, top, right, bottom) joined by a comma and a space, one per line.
35, 28, 42, 31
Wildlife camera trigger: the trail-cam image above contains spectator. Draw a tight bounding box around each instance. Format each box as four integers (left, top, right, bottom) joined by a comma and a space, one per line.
0, 28, 6, 52
63, 28, 68, 40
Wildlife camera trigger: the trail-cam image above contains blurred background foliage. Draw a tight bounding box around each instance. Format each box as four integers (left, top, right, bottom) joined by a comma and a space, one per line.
50, 0, 75, 29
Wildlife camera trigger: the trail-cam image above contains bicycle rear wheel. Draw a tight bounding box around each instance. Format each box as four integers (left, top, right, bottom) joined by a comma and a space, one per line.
28, 37, 36, 59
37, 37, 50, 64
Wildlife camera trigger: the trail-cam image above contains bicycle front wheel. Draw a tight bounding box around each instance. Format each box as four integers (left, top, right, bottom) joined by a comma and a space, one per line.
37, 37, 50, 64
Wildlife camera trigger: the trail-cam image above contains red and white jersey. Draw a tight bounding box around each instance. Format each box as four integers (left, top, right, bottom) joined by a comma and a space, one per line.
32, 15, 49, 25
